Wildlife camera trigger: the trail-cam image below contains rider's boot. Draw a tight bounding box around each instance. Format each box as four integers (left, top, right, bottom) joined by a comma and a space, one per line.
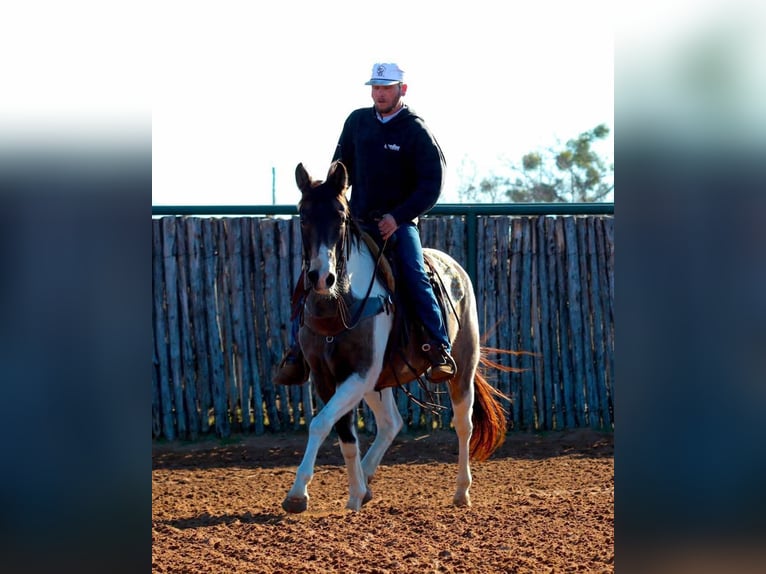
422, 342, 457, 383
273, 345, 309, 386
273, 272, 310, 386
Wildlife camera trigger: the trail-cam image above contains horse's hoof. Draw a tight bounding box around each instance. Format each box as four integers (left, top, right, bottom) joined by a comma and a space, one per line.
345, 489, 372, 512
282, 496, 308, 514
453, 493, 472, 508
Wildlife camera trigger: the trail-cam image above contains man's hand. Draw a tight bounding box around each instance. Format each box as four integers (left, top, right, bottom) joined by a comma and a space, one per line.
377, 213, 398, 241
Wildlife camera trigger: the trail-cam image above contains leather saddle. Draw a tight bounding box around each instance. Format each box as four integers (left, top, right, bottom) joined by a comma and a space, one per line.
359, 232, 453, 391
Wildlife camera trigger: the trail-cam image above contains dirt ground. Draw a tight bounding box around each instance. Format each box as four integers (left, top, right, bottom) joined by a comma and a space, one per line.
152, 428, 613, 573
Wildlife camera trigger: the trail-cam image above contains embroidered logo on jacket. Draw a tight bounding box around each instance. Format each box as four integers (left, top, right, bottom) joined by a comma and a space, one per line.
383, 143, 401, 151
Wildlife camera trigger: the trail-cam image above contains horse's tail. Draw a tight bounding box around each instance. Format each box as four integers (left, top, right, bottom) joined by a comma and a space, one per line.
469, 348, 523, 461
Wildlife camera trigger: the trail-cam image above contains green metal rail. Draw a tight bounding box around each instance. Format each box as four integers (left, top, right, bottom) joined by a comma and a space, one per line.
151, 203, 614, 289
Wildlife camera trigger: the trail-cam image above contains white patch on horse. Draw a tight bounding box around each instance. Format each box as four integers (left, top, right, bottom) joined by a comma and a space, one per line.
347, 240, 387, 300
310, 240, 335, 294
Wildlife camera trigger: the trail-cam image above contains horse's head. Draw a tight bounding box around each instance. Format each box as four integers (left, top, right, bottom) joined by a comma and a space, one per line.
295, 161, 351, 295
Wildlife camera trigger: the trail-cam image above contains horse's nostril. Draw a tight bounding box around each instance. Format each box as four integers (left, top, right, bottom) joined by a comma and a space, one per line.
326, 274, 335, 288
307, 270, 319, 286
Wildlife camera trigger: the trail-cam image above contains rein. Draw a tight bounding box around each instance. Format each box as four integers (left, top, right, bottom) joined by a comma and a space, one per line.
302, 217, 392, 337
336, 230, 390, 331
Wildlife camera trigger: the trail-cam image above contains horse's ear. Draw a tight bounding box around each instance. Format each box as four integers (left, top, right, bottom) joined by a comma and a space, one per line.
326, 161, 348, 195
295, 163, 311, 193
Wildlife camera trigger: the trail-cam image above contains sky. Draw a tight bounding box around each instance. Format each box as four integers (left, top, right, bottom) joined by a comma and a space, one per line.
150, 1, 614, 205
0, 0, 614, 206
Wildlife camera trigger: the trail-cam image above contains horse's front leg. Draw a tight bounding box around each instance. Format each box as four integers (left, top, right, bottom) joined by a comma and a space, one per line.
282, 377, 368, 514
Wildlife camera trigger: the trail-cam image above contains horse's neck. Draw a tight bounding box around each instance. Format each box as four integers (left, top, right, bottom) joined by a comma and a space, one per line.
346, 235, 385, 300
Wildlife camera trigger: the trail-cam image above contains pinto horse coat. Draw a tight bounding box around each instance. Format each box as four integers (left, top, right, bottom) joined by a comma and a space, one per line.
282, 161, 511, 513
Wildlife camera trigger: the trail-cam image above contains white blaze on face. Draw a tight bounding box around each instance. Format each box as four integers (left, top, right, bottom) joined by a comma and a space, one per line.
309, 240, 336, 293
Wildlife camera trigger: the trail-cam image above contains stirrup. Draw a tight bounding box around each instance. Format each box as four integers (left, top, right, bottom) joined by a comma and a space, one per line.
274, 349, 309, 386
421, 343, 457, 382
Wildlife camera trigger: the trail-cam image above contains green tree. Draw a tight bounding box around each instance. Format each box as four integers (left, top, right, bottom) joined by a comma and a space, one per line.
457, 124, 614, 203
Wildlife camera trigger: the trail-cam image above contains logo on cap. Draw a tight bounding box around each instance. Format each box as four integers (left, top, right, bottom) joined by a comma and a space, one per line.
365, 62, 404, 85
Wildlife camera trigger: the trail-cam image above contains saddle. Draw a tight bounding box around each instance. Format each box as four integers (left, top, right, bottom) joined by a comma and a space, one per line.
358, 231, 454, 391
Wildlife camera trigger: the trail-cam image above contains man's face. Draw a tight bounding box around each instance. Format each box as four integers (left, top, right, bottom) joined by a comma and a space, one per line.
371, 83, 406, 116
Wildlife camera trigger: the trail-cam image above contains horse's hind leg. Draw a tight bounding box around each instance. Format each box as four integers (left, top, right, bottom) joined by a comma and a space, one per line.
360, 388, 403, 486
450, 360, 478, 507
334, 409, 372, 511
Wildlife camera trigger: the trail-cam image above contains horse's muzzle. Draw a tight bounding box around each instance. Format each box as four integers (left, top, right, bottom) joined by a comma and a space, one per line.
307, 269, 336, 291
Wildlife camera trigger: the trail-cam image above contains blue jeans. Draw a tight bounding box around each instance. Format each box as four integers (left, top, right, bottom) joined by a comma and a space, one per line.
389, 223, 451, 351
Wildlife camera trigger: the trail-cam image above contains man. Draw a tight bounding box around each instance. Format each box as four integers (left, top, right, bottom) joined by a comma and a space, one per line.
274, 62, 456, 386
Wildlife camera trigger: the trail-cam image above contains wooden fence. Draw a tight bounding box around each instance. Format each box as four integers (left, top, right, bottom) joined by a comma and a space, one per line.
152, 214, 614, 440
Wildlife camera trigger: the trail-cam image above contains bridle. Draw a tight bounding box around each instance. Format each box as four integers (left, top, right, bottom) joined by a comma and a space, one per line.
300, 211, 351, 293
301, 209, 391, 337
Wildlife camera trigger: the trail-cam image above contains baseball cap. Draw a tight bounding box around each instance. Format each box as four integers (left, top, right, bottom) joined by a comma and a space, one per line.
364, 63, 404, 86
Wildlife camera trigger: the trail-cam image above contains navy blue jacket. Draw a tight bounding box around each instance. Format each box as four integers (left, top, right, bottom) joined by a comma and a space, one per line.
332, 106, 446, 226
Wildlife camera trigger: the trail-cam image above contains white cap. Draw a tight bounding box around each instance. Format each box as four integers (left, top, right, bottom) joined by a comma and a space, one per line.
364, 62, 404, 86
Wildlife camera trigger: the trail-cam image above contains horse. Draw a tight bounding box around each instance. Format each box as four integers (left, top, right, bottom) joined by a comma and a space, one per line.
282, 160, 512, 513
